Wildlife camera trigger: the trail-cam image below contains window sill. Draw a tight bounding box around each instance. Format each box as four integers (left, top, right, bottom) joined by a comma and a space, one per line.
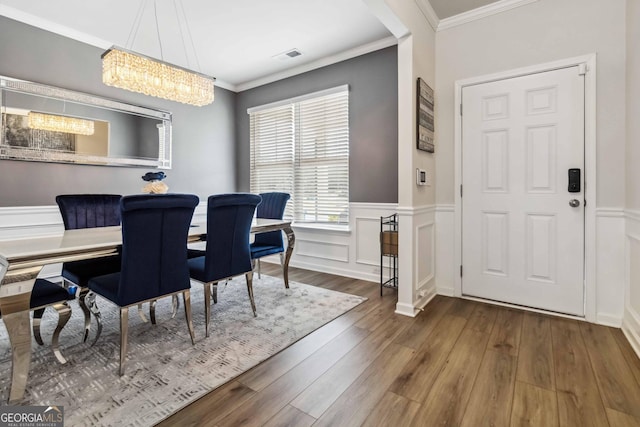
291, 222, 351, 234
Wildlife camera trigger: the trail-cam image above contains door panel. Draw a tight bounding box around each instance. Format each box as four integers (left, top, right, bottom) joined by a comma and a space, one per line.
462, 66, 585, 316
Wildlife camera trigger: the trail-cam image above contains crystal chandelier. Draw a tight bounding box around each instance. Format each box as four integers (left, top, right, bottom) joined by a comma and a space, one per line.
28, 112, 95, 135
102, 47, 214, 106
101, 0, 215, 107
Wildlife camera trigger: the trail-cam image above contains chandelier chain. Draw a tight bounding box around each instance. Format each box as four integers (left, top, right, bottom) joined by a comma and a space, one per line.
153, 1, 164, 61
126, 0, 147, 50
173, 0, 190, 69
179, 0, 203, 72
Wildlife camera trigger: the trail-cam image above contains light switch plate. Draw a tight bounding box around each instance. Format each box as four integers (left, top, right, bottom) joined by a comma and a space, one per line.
417, 169, 428, 186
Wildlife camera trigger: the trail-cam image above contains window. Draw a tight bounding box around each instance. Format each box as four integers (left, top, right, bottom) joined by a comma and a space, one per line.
249, 85, 349, 226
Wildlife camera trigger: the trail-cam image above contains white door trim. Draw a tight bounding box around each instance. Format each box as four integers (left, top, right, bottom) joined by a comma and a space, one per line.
454, 54, 597, 321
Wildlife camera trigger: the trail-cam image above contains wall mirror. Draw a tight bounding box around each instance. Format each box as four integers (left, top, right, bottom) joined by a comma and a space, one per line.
0, 75, 172, 168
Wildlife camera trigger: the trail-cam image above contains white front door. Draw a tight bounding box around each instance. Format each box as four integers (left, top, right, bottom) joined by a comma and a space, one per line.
461, 66, 585, 316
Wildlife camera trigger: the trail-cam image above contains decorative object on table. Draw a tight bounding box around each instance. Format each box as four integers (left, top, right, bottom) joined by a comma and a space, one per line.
101, 0, 215, 106
380, 213, 398, 296
0, 276, 366, 426
142, 171, 169, 194
417, 77, 435, 153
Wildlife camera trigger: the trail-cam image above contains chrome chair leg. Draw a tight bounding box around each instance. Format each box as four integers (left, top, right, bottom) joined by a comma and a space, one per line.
279, 252, 285, 277
87, 292, 103, 346
137, 303, 149, 323
183, 291, 196, 344
204, 284, 212, 338
51, 302, 71, 364
32, 308, 45, 346
119, 307, 129, 376
78, 287, 92, 342
212, 283, 218, 304
171, 294, 180, 318
257, 259, 261, 279
245, 272, 257, 317
149, 300, 157, 325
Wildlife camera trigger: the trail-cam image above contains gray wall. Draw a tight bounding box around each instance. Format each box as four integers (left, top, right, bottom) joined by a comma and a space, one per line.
236, 46, 398, 203
0, 16, 237, 207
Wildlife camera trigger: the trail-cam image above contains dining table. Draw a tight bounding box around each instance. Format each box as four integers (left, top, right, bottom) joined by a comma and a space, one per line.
0, 218, 295, 403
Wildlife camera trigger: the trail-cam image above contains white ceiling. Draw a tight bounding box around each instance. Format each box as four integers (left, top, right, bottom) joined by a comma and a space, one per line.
0, 0, 500, 91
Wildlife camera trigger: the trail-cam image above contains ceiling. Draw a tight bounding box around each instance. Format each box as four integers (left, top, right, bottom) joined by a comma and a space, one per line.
0, 0, 500, 91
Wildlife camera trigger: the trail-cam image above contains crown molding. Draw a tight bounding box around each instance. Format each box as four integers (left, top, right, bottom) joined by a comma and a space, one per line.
437, 0, 539, 31
0, 5, 112, 49
235, 36, 398, 92
415, 0, 440, 32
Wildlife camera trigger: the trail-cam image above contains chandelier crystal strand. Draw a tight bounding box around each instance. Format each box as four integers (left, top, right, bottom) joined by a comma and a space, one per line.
28, 112, 95, 135
102, 47, 215, 106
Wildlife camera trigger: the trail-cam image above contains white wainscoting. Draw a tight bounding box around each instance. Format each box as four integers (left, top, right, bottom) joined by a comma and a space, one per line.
0, 203, 209, 241
595, 208, 625, 326
284, 203, 398, 283
435, 205, 455, 296
395, 205, 436, 317
4, 203, 630, 335
0, 206, 66, 278
0, 203, 398, 284
624, 210, 640, 357
0, 206, 64, 239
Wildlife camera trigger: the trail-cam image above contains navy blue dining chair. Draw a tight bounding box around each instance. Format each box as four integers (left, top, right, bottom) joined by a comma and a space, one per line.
1, 279, 74, 364
188, 193, 261, 337
56, 194, 122, 344
87, 194, 199, 375
250, 192, 290, 278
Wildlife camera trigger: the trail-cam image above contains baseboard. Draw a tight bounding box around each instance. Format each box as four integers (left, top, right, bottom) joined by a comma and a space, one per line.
596, 312, 622, 328
436, 286, 455, 297
415, 286, 437, 310
395, 302, 419, 317
286, 258, 379, 284
392, 286, 436, 318
623, 307, 640, 359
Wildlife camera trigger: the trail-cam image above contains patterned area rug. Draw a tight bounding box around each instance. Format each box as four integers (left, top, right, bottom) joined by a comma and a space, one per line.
0, 275, 366, 426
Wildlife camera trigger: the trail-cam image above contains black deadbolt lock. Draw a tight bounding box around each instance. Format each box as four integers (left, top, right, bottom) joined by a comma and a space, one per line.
568, 168, 581, 193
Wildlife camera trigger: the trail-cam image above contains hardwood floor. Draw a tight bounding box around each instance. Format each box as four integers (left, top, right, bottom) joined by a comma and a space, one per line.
158, 266, 640, 427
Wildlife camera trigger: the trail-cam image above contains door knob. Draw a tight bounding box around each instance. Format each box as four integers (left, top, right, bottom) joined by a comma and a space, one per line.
569, 199, 580, 207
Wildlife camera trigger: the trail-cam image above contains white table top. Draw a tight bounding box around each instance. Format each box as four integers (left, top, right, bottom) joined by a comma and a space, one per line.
0, 218, 290, 263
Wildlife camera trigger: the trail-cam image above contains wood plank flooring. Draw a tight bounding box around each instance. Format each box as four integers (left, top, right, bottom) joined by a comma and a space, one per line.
158, 266, 640, 427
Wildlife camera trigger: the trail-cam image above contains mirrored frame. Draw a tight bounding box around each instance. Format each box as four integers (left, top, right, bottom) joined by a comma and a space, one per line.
0, 75, 172, 168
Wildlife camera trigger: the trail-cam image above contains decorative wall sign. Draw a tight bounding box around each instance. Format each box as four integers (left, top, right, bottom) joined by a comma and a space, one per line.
417, 77, 434, 153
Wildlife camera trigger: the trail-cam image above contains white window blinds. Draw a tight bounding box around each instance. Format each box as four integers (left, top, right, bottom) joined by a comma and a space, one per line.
249, 86, 349, 225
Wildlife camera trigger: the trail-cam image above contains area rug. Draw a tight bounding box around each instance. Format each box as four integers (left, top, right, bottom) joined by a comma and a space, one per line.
0, 275, 366, 426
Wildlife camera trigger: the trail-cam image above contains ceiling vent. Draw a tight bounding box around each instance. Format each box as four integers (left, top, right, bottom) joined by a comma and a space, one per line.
273, 49, 303, 60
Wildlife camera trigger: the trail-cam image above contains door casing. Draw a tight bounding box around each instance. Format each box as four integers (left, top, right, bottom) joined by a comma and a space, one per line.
453, 54, 597, 321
